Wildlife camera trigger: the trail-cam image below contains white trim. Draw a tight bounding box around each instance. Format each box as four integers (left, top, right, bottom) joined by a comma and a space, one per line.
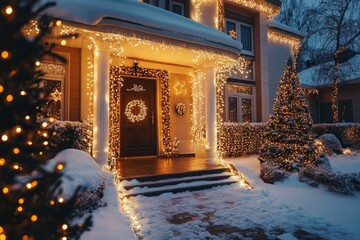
226, 18, 254, 56
225, 83, 256, 123
171, 1, 185, 16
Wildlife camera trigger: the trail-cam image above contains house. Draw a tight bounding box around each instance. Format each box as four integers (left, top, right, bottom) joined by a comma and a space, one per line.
30, 0, 301, 166
299, 55, 360, 123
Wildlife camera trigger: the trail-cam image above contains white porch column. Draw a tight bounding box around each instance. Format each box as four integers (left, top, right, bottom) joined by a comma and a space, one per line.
93, 42, 110, 165
205, 67, 217, 163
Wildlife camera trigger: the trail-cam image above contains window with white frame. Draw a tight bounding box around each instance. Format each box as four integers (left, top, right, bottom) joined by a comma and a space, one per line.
226, 82, 254, 123
171, 1, 184, 16
39, 62, 66, 120
226, 19, 254, 56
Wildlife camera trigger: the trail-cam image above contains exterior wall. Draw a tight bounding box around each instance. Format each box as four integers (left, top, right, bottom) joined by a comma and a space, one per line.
169, 73, 193, 154
53, 46, 81, 121
312, 85, 360, 123
267, 39, 292, 114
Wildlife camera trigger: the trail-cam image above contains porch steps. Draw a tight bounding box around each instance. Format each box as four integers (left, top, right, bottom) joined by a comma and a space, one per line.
119, 168, 238, 197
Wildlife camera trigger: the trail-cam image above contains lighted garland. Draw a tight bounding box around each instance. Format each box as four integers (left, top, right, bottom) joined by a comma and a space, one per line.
110, 66, 171, 158
125, 100, 148, 122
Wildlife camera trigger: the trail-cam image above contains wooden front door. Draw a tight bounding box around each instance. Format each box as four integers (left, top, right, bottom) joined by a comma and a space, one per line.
121, 77, 157, 157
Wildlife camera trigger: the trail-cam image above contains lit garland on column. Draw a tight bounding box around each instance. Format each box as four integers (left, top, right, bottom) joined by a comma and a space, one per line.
217, 0, 225, 31
191, 70, 206, 150
109, 66, 172, 163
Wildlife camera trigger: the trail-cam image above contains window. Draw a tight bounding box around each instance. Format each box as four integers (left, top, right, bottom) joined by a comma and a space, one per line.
39, 62, 66, 120
171, 2, 184, 16
226, 19, 254, 56
226, 83, 254, 123
339, 99, 353, 122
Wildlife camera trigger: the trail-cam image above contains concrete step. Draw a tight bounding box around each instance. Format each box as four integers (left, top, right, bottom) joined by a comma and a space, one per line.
120, 167, 230, 182
119, 167, 238, 198
123, 173, 233, 190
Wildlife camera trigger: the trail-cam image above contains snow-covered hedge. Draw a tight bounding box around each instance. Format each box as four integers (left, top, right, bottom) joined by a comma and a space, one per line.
260, 161, 290, 184
299, 165, 360, 195
318, 133, 343, 155
219, 122, 267, 157
313, 123, 360, 149
47, 149, 105, 215
47, 119, 93, 156
220, 122, 360, 157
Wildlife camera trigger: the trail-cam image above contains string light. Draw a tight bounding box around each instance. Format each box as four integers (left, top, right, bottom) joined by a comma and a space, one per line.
60, 40, 67, 46
56, 20, 62, 26
30, 215, 37, 222
2, 187, 9, 194
1, 135, 8, 141
222, 0, 279, 20
57, 163, 64, 171
61, 224, 68, 230
6, 95, 13, 102
20, 91, 26, 96
49, 200, 55, 205
35, 61, 41, 67
18, 198, 24, 204
5, 6, 13, 15
25, 116, 30, 120
1, 51, 9, 59
17, 206, 23, 212
13, 148, 20, 154
0, 158, 5, 166
58, 197, 64, 203
0, 85, 3, 93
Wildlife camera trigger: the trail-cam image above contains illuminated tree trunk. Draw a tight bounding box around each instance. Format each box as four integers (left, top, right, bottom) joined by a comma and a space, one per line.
332, 61, 339, 123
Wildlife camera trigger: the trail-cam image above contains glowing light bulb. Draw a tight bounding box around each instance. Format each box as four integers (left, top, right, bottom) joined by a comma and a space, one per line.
0, 158, 5, 166
30, 215, 37, 222
17, 206, 23, 212
57, 164, 64, 171
20, 91, 26, 96
5, 6, 13, 15
42, 122, 48, 128
1, 135, 8, 141
18, 198, 24, 204
62, 224, 68, 230
0, 85, 3, 93
2, 187, 9, 194
61, 40, 67, 46
13, 148, 20, 154
25, 116, 30, 120
6, 95, 13, 102
56, 20, 62, 26
58, 197, 64, 203
1, 51, 9, 59
35, 61, 41, 66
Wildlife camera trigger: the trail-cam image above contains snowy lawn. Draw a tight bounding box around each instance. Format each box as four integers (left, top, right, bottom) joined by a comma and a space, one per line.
73, 150, 360, 239
229, 153, 360, 239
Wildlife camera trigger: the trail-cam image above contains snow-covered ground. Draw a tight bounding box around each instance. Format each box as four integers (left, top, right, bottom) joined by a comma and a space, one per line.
75, 150, 360, 239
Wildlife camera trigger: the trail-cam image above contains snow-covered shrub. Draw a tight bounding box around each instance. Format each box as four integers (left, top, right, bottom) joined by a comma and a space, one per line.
313, 152, 332, 170
260, 161, 290, 184
47, 119, 92, 156
219, 122, 268, 157
47, 149, 105, 215
313, 123, 360, 149
299, 165, 360, 195
318, 134, 343, 155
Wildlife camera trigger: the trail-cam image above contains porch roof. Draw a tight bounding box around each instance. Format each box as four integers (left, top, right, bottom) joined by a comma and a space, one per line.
45, 0, 243, 57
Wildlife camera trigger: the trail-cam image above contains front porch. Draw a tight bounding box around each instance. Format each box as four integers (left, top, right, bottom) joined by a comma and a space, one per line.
117, 156, 220, 178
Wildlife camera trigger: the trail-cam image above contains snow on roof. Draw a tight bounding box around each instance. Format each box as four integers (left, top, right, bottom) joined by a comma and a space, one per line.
299, 54, 360, 87
268, 21, 306, 39
45, 0, 242, 55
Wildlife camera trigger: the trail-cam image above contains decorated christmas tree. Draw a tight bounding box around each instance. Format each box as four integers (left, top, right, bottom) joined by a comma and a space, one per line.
258, 59, 318, 172
0, 0, 91, 239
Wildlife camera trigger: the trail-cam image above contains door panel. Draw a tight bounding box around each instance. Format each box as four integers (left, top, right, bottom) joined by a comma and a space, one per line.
121, 77, 157, 157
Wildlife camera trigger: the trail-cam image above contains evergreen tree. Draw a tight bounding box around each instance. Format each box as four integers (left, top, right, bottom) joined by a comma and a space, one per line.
0, 0, 91, 239
258, 59, 318, 172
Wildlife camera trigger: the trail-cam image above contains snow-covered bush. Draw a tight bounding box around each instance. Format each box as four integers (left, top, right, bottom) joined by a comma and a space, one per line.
260, 161, 290, 184
318, 133, 343, 155
313, 123, 360, 149
299, 165, 360, 195
47, 119, 92, 156
47, 149, 105, 215
219, 122, 268, 157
